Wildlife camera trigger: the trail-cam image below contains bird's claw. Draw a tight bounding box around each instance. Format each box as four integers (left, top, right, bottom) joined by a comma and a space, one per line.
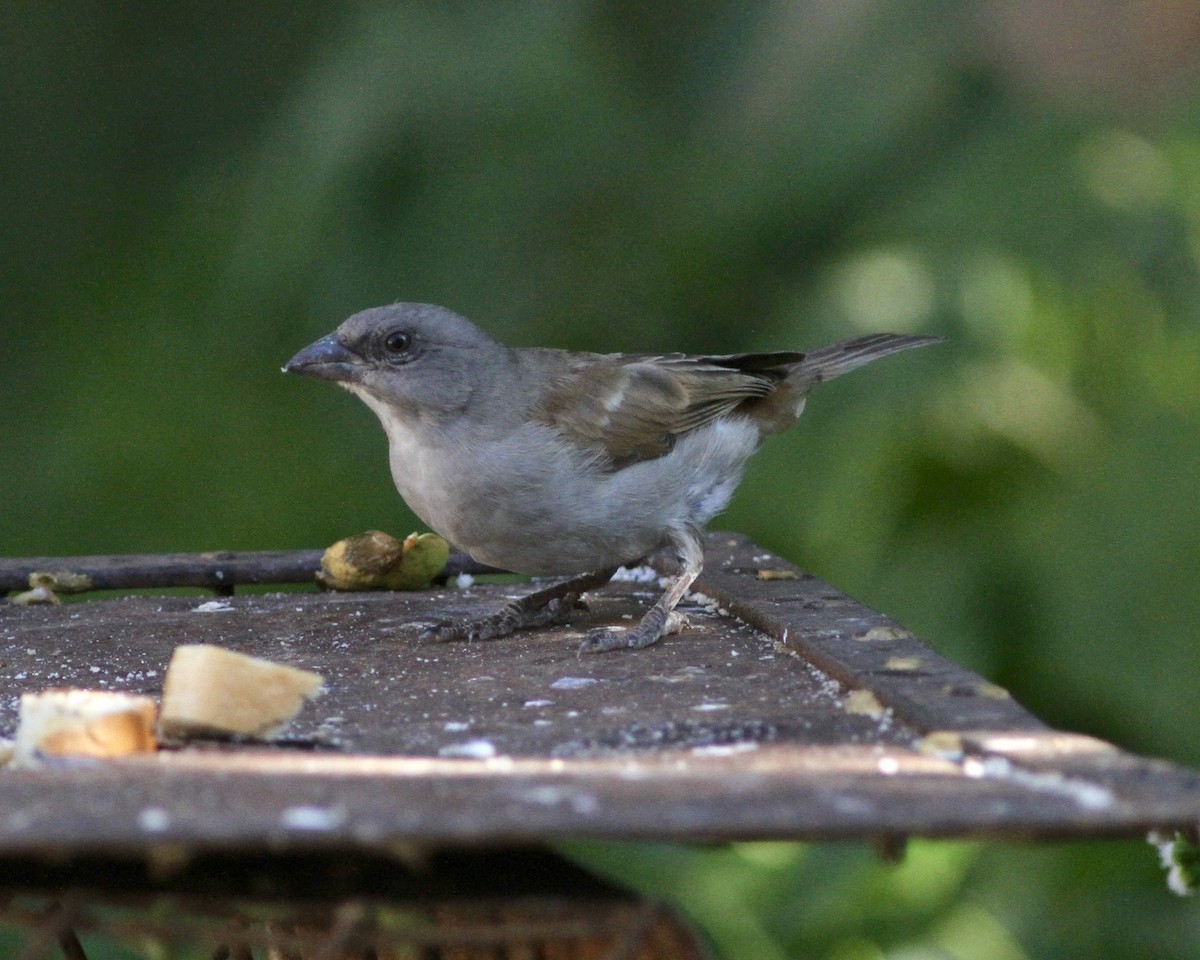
422, 595, 579, 644
420, 620, 475, 642
576, 628, 626, 656
577, 609, 692, 656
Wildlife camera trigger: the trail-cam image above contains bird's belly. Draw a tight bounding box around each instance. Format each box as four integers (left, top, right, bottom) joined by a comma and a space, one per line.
386, 420, 760, 576
397, 466, 664, 576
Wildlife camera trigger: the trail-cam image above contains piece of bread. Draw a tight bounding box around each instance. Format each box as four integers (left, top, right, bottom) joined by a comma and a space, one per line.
158, 644, 324, 739
13, 689, 158, 764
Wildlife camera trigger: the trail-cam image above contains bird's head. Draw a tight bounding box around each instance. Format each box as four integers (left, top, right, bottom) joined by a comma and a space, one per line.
284, 303, 504, 422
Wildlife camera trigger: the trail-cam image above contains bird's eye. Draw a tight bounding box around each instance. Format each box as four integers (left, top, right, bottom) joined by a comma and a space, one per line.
383, 330, 413, 355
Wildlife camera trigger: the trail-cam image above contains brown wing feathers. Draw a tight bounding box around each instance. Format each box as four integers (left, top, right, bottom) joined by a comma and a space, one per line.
539, 354, 787, 465
536, 336, 938, 467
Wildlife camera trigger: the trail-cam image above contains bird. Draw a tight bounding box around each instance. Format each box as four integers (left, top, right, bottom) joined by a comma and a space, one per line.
284, 303, 940, 655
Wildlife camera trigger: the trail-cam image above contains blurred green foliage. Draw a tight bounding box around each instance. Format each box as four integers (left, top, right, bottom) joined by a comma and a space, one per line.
4, 2, 1200, 957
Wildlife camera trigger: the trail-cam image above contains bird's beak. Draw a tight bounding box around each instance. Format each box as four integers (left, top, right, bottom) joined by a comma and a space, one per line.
283, 334, 363, 382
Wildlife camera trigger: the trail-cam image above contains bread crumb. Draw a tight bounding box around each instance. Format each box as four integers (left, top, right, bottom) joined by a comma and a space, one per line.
158, 644, 324, 740
13, 689, 157, 765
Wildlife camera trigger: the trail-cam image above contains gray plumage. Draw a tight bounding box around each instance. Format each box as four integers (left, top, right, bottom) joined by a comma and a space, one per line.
285, 303, 940, 653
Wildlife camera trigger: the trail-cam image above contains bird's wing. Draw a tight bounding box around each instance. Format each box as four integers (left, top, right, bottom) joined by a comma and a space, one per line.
537, 353, 795, 466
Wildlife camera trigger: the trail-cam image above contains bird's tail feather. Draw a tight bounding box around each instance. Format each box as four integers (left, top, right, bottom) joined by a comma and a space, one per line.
791, 333, 943, 391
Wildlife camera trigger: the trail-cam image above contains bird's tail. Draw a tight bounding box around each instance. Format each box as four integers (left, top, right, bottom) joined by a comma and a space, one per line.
789, 333, 943, 392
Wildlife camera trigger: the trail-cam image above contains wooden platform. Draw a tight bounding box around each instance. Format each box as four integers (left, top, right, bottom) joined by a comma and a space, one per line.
2, 532, 1197, 861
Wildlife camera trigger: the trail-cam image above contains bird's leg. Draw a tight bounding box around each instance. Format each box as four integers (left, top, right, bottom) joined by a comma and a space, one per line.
578, 529, 703, 655
422, 567, 618, 643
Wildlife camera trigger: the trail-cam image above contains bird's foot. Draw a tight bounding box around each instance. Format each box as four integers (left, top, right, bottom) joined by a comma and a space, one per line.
422, 567, 617, 643
422, 594, 579, 642
576, 531, 702, 656
577, 610, 690, 656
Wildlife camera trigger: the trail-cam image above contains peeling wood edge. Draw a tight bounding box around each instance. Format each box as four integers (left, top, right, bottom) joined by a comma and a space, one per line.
690, 532, 1200, 823
689, 534, 1047, 734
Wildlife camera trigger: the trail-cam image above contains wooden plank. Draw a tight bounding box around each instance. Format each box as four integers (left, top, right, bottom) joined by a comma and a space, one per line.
695, 533, 1048, 732
0, 533, 1197, 860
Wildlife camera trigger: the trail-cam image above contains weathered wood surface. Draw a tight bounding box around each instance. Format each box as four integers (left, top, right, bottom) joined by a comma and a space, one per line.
1, 533, 1197, 860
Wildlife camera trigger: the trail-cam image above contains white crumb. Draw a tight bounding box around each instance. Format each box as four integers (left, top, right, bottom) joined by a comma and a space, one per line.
438, 739, 497, 760
550, 676, 598, 690
610, 565, 660, 583
192, 600, 234, 613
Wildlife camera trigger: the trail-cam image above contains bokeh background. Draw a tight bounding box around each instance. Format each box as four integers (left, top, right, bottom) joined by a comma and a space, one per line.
4, 2, 1200, 957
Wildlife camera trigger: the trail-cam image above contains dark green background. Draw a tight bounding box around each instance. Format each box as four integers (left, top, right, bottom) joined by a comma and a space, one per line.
4, 3, 1200, 957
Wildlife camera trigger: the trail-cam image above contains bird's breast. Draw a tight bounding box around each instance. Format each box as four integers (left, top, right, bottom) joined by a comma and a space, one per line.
380, 417, 763, 577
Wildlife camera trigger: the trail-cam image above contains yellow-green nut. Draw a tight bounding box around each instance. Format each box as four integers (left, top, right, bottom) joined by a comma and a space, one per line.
318, 530, 450, 591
